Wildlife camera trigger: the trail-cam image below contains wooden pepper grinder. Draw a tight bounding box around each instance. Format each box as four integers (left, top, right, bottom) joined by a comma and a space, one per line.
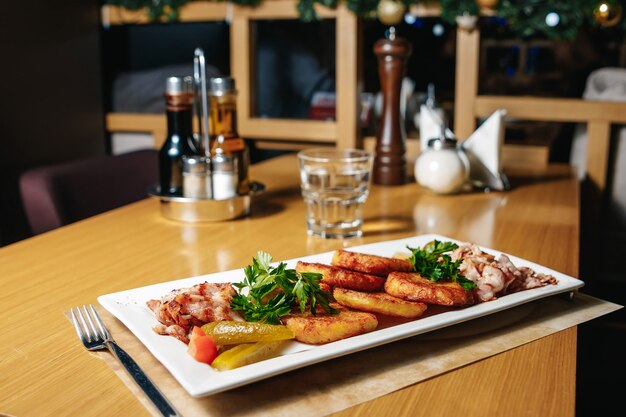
373, 27, 412, 185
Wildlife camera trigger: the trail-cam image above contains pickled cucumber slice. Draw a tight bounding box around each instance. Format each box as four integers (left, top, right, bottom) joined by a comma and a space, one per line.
201, 321, 294, 345
211, 340, 286, 371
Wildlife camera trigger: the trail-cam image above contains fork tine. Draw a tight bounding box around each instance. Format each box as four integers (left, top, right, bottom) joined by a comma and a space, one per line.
82, 305, 102, 341
89, 304, 110, 341
75, 306, 94, 343
70, 308, 87, 344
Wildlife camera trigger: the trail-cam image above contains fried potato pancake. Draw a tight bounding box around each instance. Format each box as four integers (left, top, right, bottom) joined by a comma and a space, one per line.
385, 272, 475, 306
334, 288, 427, 319
331, 250, 414, 277
296, 261, 384, 292
319, 281, 332, 293
282, 304, 378, 344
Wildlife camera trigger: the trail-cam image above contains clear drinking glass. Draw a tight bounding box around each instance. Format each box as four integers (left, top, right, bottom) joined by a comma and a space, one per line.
297, 148, 373, 238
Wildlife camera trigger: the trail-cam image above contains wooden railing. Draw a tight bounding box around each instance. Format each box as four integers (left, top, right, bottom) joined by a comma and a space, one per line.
454, 28, 626, 194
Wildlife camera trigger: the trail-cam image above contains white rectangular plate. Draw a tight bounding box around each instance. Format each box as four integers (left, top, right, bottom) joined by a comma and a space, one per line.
98, 234, 584, 397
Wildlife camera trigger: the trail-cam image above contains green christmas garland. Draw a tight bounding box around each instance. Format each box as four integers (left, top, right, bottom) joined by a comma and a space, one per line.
105, 0, 626, 39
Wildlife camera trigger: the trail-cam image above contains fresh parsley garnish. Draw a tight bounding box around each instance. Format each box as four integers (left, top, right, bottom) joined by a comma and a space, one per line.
231, 252, 337, 324
407, 240, 477, 291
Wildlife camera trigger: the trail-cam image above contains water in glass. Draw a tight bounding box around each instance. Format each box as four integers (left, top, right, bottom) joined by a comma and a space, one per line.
300, 162, 371, 238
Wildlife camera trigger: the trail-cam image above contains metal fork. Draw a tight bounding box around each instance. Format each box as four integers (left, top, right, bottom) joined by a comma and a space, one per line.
70, 305, 181, 417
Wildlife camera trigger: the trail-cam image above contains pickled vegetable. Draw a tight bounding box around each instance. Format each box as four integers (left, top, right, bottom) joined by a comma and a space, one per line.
201, 321, 294, 345
211, 340, 286, 371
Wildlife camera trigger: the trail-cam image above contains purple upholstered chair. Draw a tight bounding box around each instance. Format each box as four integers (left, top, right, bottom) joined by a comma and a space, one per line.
19, 150, 158, 235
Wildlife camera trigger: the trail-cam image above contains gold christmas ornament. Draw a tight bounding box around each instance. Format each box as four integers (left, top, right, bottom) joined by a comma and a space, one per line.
594, 2, 623, 27
476, 0, 499, 10
377, 0, 406, 26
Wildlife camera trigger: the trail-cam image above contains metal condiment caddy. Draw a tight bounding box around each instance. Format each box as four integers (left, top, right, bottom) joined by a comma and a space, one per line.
149, 48, 264, 222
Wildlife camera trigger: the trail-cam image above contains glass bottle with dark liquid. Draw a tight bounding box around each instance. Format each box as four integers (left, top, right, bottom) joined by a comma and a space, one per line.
159, 77, 201, 195
208, 77, 249, 195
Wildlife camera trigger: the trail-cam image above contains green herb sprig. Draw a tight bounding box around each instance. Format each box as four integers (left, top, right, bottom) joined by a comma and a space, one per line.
407, 240, 477, 291
231, 252, 336, 324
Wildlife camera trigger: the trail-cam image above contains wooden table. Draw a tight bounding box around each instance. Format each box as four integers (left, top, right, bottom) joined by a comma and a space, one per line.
0, 155, 579, 416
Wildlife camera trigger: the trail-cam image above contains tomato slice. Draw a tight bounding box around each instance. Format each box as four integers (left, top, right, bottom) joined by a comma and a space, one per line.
187, 334, 218, 364
189, 326, 206, 343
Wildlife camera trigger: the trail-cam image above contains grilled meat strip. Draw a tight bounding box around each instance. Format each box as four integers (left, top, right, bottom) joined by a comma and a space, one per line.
146, 282, 241, 343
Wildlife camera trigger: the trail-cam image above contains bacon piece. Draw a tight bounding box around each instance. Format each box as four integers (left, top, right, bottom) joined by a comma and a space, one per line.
452, 242, 557, 302
147, 282, 241, 341
508, 267, 558, 293
152, 324, 190, 344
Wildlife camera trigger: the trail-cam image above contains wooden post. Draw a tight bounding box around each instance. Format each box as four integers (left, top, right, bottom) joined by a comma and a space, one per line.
335, 5, 361, 150
586, 121, 611, 193
372, 28, 412, 185
454, 27, 480, 140
230, 7, 252, 136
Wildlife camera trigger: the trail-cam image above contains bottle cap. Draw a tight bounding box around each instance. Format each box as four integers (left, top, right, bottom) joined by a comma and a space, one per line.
182, 156, 208, 174
427, 123, 458, 150
427, 137, 458, 150
209, 77, 236, 95
211, 154, 237, 172
166, 76, 193, 95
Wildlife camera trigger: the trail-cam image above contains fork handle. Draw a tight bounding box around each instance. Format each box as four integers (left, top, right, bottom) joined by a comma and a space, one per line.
107, 341, 181, 417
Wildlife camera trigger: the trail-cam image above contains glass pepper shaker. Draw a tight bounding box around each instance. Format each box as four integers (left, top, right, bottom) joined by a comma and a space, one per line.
211, 154, 238, 200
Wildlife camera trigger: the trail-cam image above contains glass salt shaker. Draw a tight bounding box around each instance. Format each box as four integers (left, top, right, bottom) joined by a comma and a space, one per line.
415, 129, 469, 194
182, 156, 212, 199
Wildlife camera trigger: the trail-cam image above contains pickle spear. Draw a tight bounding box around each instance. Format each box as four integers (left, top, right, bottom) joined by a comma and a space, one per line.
201, 321, 294, 345
211, 340, 287, 371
